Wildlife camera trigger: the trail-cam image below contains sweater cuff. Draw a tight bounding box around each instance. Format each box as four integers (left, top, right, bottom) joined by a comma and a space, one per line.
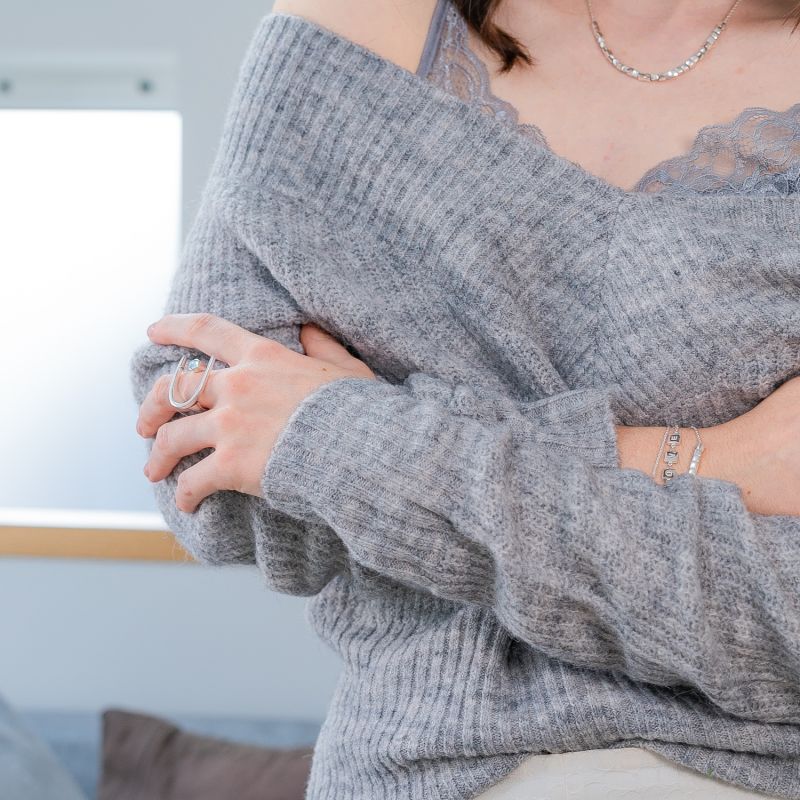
260, 376, 621, 528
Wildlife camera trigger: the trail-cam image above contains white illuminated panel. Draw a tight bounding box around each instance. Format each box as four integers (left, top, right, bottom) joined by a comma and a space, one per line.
0, 109, 181, 512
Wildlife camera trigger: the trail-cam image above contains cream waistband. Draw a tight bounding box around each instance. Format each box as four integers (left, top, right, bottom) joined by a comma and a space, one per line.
473, 746, 779, 799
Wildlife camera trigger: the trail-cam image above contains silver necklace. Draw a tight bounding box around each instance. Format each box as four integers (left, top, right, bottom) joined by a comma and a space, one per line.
585, 0, 746, 82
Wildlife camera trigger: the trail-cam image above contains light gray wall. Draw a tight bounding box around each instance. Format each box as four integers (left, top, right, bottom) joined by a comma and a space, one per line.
1, 0, 343, 721
0, 559, 340, 721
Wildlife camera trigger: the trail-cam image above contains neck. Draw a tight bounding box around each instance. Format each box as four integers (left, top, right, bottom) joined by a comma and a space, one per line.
552, 0, 796, 25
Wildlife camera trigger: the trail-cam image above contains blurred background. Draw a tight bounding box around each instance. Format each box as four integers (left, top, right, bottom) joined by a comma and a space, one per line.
0, 2, 340, 797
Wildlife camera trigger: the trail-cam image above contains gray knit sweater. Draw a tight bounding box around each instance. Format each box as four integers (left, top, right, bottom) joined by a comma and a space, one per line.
129, 11, 800, 799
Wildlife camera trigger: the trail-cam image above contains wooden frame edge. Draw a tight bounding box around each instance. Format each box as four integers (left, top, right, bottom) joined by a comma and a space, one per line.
0, 525, 194, 562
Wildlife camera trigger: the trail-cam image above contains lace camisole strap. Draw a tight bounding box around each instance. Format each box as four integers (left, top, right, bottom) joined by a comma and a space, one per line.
417, 0, 451, 79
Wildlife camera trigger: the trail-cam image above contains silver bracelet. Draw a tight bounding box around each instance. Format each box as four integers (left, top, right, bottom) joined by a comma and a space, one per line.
687, 426, 704, 476
661, 424, 681, 485
653, 425, 705, 485
651, 425, 670, 480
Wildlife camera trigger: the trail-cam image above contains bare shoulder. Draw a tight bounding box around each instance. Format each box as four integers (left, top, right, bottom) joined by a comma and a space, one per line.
270, 0, 440, 73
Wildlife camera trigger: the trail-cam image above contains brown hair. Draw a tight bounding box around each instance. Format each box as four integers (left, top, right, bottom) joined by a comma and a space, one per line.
451, 0, 800, 73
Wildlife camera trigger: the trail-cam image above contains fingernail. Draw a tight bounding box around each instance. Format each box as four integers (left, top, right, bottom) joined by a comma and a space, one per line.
143, 463, 150, 478
147, 323, 155, 336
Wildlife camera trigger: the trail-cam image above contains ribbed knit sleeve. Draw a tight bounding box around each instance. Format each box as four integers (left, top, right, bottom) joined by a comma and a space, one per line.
128, 179, 352, 593
261, 374, 800, 725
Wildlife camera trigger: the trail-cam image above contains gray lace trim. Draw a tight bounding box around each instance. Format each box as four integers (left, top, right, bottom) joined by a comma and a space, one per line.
425, 1, 800, 196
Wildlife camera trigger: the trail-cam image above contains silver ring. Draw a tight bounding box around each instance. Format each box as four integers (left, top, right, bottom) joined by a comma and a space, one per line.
168, 353, 217, 410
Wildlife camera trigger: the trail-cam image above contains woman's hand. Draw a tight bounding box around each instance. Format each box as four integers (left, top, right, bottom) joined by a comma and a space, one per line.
699, 374, 800, 516
135, 313, 376, 512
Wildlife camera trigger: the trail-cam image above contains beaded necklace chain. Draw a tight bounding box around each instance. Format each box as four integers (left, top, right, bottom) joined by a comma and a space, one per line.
585, 0, 746, 81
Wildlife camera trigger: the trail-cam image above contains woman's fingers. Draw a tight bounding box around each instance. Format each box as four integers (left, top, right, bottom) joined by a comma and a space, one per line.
300, 322, 377, 378
173, 450, 230, 513
144, 407, 218, 483
147, 313, 262, 368
137, 365, 221, 438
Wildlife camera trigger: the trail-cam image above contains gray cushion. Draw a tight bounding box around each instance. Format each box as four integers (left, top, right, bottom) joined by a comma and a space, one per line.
98, 709, 314, 800
0, 693, 88, 800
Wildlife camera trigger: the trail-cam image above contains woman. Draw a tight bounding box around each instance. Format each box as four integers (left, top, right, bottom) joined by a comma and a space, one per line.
131, 0, 800, 797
